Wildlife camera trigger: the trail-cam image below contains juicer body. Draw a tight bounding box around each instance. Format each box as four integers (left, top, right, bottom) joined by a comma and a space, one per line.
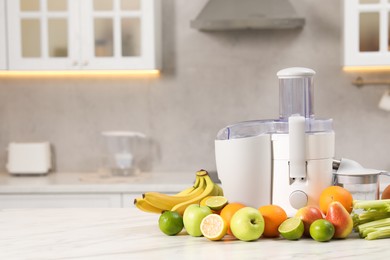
271, 131, 335, 216
215, 129, 334, 216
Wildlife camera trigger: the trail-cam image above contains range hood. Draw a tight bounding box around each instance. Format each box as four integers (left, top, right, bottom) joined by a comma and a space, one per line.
190, 0, 305, 31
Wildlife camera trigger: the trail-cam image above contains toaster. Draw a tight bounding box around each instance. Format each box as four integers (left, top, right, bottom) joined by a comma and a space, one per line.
6, 142, 52, 175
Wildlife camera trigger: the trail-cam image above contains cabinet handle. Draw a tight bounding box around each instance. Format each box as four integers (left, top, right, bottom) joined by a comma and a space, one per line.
83, 60, 89, 66
72, 61, 78, 66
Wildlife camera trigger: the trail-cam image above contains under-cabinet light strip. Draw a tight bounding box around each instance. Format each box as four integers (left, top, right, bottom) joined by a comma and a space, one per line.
343, 66, 390, 72
0, 70, 160, 78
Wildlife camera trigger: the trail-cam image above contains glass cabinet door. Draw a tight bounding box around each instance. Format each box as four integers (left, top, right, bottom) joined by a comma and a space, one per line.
0, 0, 6, 69
5, 0, 160, 70
344, 0, 390, 67
6, 0, 79, 70
81, 0, 160, 70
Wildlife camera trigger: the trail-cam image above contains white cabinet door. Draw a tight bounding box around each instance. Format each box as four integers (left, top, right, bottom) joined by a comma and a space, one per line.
6, 0, 80, 70
344, 0, 390, 67
80, 0, 161, 70
6, 0, 161, 71
0, 0, 6, 69
0, 194, 122, 208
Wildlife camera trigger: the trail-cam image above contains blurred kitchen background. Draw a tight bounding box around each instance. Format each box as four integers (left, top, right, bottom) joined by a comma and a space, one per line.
0, 0, 390, 176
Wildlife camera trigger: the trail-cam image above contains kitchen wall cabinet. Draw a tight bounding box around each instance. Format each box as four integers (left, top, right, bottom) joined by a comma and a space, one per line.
0, 0, 6, 70
6, 0, 161, 70
344, 0, 390, 67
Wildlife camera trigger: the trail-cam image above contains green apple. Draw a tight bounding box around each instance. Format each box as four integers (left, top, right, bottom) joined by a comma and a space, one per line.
230, 207, 264, 241
183, 204, 212, 237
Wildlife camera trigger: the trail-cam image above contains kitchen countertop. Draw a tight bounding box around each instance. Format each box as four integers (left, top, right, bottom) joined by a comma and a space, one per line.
0, 207, 389, 259
0, 171, 387, 195
0, 171, 197, 194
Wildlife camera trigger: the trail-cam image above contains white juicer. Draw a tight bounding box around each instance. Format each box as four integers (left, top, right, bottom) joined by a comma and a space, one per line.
215, 67, 335, 216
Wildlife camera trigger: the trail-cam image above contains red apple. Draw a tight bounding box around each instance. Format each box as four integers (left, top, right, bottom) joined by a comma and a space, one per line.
325, 201, 353, 239
295, 206, 324, 237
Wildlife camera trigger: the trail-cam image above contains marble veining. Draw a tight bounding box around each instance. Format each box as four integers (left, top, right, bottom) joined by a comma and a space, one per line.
0, 207, 389, 259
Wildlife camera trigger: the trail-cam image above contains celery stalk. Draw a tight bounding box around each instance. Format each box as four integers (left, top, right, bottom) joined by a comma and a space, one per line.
353, 200, 390, 240
353, 199, 390, 210
365, 226, 390, 240
357, 210, 390, 221
352, 210, 390, 228
361, 227, 377, 238
357, 217, 390, 235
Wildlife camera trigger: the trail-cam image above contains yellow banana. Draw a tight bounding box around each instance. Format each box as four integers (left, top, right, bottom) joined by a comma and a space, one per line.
215, 183, 224, 196
196, 170, 223, 196
142, 177, 206, 211
173, 175, 201, 196
173, 170, 208, 197
196, 169, 208, 177
173, 186, 195, 197
133, 169, 221, 215
193, 174, 201, 187
171, 174, 219, 215
134, 198, 163, 214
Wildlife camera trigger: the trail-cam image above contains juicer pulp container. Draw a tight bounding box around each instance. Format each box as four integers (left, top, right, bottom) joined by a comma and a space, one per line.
215, 133, 272, 208
333, 158, 390, 200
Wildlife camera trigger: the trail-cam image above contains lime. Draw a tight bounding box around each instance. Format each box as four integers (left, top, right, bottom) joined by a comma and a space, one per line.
309, 219, 335, 242
200, 214, 228, 241
158, 211, 184, 236
278, 217, 304, 240
205, 196, 228, 211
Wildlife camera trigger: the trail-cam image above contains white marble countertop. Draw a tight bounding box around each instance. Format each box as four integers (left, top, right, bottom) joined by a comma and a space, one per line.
0, 172, 196, 194
0, 207, 389, 259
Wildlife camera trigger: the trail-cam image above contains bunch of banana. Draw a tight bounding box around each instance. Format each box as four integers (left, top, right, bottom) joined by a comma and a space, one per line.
134, 169, 223, 215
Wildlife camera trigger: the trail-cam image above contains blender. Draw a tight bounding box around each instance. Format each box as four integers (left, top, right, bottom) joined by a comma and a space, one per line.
215, 67, 335, 216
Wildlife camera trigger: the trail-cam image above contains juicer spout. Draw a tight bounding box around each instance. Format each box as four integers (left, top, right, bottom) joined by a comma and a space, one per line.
288, 115, 307, 180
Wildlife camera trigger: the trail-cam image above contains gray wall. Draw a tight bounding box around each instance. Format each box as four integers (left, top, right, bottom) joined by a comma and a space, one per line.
1, 0, 390, 175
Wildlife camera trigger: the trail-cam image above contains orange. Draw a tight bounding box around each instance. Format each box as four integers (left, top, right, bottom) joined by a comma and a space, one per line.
258, 205, 287, 237
220, 202, 246, 235
319, 186, 353, 215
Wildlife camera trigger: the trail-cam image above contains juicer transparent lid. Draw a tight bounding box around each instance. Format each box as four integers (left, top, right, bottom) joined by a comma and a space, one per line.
216, 118, 333, 140
216, 67, 333, 140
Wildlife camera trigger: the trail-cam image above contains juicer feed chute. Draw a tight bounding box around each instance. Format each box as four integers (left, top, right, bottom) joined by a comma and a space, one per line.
277, 67, 315, 120
215, 67, 335, 216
